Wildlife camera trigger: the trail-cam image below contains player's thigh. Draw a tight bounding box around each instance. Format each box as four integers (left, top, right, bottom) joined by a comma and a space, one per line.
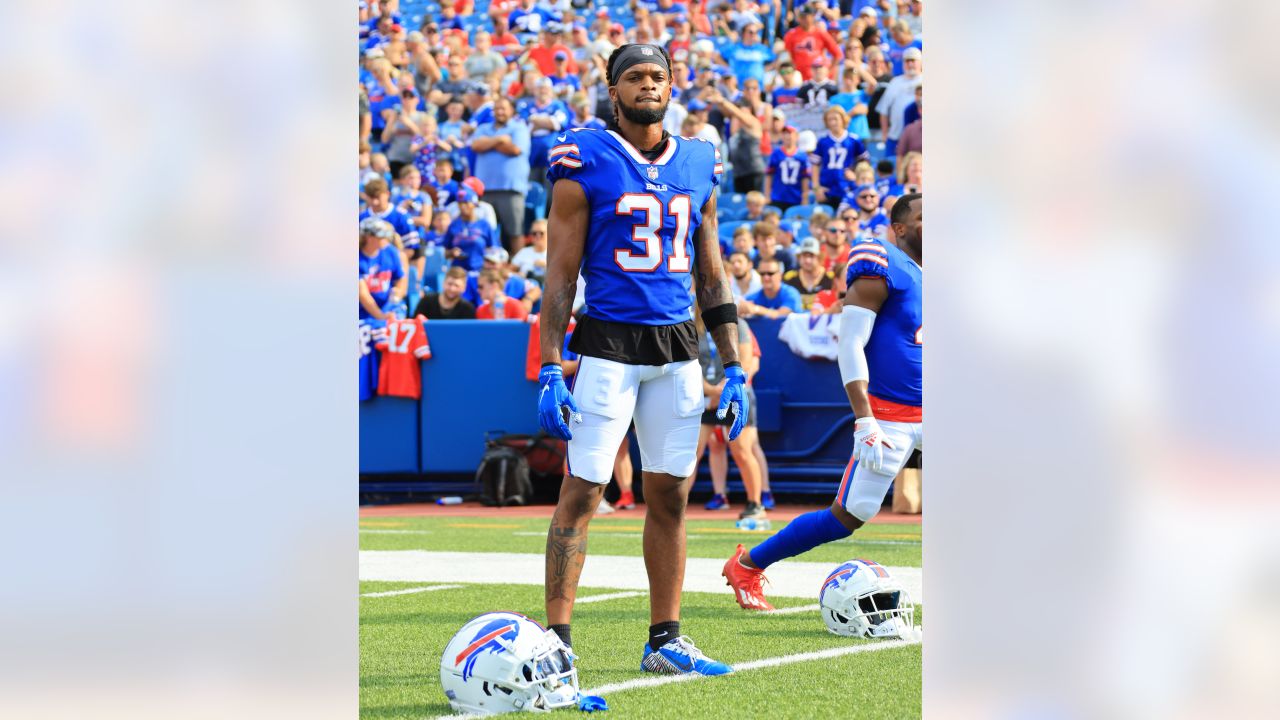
836, 421, 918, 522
633, 360, 703, 478
567, 356, 640, 484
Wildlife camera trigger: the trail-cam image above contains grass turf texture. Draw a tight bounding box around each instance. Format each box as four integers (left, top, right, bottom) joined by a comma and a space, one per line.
360, 516, 922, 568
361, 580, 922, 719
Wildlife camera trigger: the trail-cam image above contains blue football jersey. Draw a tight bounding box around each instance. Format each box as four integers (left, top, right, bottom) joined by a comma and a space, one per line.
547, 128, 722, 325
812, 134, 869, 193
767, 148, 808, 205
845, 239, 921, 407
359, 318, 386, 401
360, 246, 404, 320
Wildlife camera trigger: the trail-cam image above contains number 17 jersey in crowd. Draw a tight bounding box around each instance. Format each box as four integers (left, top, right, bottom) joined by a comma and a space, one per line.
546, 128, 722, 326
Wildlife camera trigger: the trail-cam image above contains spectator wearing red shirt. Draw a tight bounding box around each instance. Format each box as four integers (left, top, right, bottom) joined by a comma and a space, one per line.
475, 268, 530, 320
527, 25, 579, 78
783, 5, 842, 81
489, 22, 523, 61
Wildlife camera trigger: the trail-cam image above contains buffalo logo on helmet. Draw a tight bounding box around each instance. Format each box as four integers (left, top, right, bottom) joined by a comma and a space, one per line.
454, 618, 520, 681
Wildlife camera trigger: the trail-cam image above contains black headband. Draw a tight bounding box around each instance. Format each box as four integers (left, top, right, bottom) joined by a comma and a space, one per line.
610, 44, 670, 85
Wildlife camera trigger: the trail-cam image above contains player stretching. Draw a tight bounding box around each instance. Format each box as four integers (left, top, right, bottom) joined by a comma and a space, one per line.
537, 43, 748, 676
723, 193, 922, 611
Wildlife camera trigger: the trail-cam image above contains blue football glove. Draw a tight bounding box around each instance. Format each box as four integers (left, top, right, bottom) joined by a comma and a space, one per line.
716, 363, 749, 441
538, 364, 582, 441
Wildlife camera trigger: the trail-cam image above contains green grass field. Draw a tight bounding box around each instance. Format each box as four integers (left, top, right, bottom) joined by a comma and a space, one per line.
360, 514, 921, 718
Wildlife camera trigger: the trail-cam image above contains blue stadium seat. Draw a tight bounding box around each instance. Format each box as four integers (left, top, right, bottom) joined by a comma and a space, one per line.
782, 219, 810, 241
783, 203, 823, 222
525, 183, 547, 221
719, 220, 752, 241
421, 246, 446, 292
721, 192, 747, 215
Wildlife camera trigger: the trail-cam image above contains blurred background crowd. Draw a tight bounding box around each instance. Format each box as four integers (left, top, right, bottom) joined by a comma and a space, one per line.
358, 0, 922, 324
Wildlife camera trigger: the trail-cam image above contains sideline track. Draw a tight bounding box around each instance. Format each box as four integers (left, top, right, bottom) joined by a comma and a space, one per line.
360, 550, 923, 603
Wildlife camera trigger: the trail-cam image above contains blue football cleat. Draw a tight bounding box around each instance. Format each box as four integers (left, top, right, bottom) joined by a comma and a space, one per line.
704, 493, 730, 511
640, 636, 733, 676
761, 491, 775, 510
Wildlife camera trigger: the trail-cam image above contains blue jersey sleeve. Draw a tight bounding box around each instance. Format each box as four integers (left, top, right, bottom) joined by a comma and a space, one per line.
844, 240, 893, 288
545, 131, 589, 192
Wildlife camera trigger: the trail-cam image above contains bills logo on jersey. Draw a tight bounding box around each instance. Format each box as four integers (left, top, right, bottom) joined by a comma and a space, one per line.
454, 619, 520, 681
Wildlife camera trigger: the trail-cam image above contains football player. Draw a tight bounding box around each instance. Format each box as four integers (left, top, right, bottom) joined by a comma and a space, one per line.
723, 194, 922, 611
537, 43, 747, 676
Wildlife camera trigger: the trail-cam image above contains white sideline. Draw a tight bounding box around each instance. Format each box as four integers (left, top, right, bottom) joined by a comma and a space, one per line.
575, 591, 648, 604
360, 551, 923, 603
430, 633, 922, 719
360, 529, 435, 535
762, 603, 822, 615
360, 584, 462, 598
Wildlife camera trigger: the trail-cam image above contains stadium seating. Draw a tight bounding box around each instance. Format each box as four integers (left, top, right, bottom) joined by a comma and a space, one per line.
783, 204, 824, 222
720, 192, 747, 220
524, 183, 547, 221
359, 318, 852, 491
718, 219, 752, 242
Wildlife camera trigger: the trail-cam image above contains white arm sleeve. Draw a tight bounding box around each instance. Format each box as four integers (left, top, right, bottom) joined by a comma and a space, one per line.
838, 305, 877, 385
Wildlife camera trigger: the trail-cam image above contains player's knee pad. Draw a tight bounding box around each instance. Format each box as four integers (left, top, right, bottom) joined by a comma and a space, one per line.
846, 498, 882, 523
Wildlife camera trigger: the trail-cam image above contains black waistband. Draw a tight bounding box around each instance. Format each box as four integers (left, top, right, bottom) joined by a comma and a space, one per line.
569, 314, 698, 366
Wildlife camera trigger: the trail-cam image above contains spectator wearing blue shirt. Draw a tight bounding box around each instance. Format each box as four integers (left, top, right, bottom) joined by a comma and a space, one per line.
765, 125, 810, 212
874, 159, 902, 200
508, 0, 556, 43
522, 79, 570, 175
444, 186, 500, 272
742, 258, 804, 319
566, 92, 607, 131
829, 66, 871, 141
810, 106, 870, 211
359, 218, 406, 321
769, 61, 802, 108
846, 184, 889, 241
429, 157, 461, 209
721, 22, 774, 88
548, 52, 582, 97
886, 19, 922, 77
470, 97, 532, 250
364, 59, 402, 149
360, 178, 422, 255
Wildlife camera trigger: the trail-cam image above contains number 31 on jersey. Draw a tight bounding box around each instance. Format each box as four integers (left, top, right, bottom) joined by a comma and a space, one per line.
614, 193, 692, 273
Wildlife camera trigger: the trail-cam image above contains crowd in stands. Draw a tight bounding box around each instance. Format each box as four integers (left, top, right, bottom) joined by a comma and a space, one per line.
359, 0, 922, 324
359, 0, 922, 510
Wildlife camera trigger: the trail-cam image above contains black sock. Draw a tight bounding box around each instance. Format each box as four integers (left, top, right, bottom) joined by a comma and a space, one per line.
649, 621, 680, 650
550, 624, 572, 648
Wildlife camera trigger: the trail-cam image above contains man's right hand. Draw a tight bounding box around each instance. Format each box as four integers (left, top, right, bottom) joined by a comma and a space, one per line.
538, 364, 581, 440
852, 416, 895, 474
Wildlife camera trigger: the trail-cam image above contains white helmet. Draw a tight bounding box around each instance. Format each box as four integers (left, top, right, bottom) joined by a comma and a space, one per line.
818, 559, 916, 639
439, 611, 579, 715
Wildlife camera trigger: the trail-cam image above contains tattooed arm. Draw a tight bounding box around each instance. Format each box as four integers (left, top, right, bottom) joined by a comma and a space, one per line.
693, 190, 741, 366
539, 179, 588, 365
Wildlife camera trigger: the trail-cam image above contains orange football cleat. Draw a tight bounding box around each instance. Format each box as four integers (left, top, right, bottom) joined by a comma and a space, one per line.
722, 544, 775, 611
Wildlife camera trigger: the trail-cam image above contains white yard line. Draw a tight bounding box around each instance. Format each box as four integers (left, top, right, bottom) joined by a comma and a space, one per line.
360, 551, 923, 603
587, 634, 922, 696
511, 532, 706, 539
360, 584, 463, 598
761, 603, 822, 615
574, 591, 648, 604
